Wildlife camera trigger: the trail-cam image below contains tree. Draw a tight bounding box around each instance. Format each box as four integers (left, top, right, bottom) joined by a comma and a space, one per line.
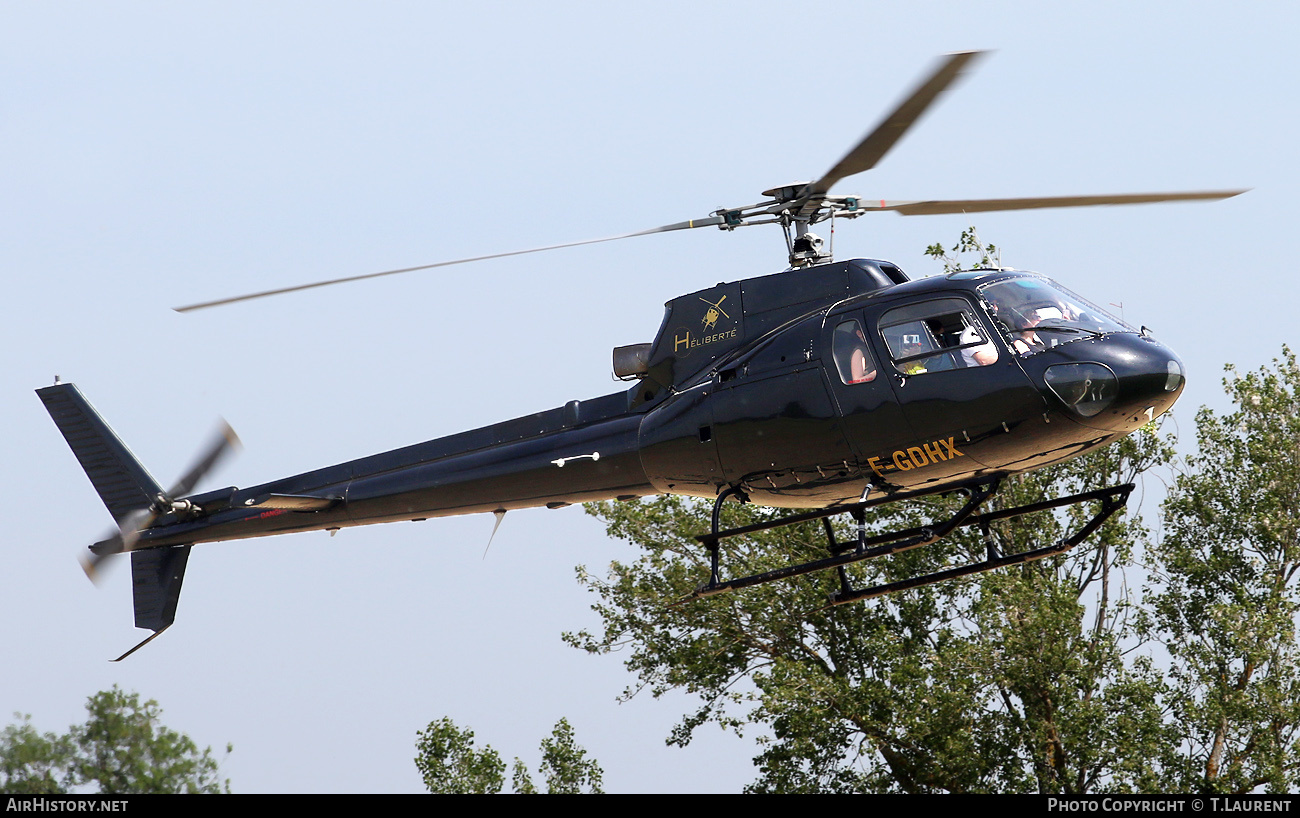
574, 428, 1172, 793
415, 718, 506, 794
1145, 349, 1300, 792
925, 226, 1002, 274
0, 716, 71, 794
0, 687, 230, 794
415, 717, 603, 794
534, 718, 603, 794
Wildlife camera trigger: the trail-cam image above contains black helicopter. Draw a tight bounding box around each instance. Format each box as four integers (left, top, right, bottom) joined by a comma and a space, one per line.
39, 51, 1242, 659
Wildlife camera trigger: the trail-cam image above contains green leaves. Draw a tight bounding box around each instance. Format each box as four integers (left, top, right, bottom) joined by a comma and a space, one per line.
0, 687, 230, 794
538, 718, 603, 794
1146, 348, 1300, 794
415, 717, 603, 794
0, 716, 71, 794
924, 227, 1001, 274
578, 429, 1174, 792
415, 718, 507, 794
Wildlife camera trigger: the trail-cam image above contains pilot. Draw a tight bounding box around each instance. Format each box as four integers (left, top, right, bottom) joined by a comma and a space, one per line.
1016, 302, 1073, 351
1004, 306, 1045, 354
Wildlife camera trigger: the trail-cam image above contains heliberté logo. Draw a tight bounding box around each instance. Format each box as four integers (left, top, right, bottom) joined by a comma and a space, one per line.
674, 327, 739, 354
671, 293, 739, 357
700, 295, 730, 331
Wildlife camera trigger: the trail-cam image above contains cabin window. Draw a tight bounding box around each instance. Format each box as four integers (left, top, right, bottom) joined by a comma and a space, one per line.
980, 277, 1132, 356
832, 320, 878, 384
879, 298, 998, 374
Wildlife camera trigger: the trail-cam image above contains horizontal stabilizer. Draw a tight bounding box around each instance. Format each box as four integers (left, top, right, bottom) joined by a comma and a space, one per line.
239, 493, 341, 511
36, 383, 162, 525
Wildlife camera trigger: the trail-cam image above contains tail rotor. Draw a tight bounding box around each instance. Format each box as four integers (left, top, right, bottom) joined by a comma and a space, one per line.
80, 420, 240, 583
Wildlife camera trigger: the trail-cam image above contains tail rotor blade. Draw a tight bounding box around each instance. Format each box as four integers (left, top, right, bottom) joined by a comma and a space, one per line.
81, 539, 119, 583
81, 507, 157, 584
167, 420, 240, 498
77, 421, 239, 586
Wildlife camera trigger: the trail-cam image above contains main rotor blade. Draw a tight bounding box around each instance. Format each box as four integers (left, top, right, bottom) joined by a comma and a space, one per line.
861, 190, 1248, 216
804, 50, 986, 199
174, 218, 725, 313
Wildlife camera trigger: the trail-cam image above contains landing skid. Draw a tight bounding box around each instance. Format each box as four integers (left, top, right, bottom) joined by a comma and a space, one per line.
686, 480, 1134, 606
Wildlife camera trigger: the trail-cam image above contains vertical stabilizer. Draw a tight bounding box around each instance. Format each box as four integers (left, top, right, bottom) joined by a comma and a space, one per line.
36, 383, 163, 524
37, 381, 207, 660
132, 546, 191, 632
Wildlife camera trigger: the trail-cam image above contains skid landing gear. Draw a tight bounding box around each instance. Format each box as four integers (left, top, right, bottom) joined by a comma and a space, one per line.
686, 480, 1134, 606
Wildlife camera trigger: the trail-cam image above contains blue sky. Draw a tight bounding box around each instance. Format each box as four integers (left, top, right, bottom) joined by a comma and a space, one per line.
2, 2, 1291, 792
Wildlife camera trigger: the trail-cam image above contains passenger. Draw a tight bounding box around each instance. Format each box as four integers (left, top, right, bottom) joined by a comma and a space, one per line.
959, 322, 998, 366
848, 327, 877, 384
899, 335, 928, 375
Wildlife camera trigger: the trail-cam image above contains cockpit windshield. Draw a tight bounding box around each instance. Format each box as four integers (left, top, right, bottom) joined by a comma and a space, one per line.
980, 277, 1133, 355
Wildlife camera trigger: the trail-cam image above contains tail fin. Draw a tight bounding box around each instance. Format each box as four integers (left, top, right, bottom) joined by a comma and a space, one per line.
107, 545, 192, 661
131, 546, 191, 632
36, 382, 163, 524
37, 381, 193, 659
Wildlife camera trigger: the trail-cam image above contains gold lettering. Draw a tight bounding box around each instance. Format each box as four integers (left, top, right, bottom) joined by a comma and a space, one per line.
680, 328, 738, 350
872, 438, 963, 476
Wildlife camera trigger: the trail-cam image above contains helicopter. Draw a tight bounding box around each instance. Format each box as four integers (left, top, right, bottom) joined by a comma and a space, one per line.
38, 51, 1243, 659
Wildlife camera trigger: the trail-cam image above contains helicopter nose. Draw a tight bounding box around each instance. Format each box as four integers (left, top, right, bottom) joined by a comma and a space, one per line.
1040, 334, 1185, 432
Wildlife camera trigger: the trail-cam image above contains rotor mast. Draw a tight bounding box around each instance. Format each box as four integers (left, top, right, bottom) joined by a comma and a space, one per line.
709, 183, 867, 268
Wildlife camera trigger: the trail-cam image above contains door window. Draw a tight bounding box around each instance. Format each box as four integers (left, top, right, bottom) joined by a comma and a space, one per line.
831, 320, 878, 384
879, 298, 998, 374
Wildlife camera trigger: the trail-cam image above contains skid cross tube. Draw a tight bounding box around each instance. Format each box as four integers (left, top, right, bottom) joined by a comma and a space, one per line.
689, 480, 1001, 600
686, 480, 1133, 605
828, 482, 1133, 606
